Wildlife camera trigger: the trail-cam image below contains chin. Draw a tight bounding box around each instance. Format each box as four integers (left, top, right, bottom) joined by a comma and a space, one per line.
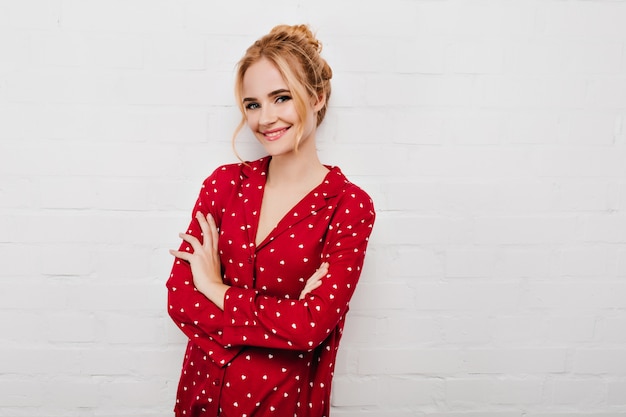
265, 149, 296, 158
258, 140, 297, 157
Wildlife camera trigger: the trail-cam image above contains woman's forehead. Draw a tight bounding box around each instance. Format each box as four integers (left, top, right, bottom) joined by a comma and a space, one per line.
242, 58, 288, 96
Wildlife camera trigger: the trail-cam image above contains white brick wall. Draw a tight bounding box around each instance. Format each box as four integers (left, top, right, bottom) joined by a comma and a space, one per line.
1, 0, 625, 415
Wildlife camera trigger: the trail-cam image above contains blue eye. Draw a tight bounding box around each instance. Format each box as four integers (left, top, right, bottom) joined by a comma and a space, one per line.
245, 102, 260, 110
276, 95, 291, 103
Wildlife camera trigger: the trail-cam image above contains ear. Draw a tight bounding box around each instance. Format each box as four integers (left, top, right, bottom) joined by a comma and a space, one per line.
312, 93, 326, 112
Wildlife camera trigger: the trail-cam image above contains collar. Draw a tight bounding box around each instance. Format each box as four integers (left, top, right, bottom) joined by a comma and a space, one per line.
240, 156, 349, 201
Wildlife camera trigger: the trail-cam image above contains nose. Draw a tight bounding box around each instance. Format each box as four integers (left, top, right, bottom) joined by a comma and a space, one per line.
259, 104, 277, 126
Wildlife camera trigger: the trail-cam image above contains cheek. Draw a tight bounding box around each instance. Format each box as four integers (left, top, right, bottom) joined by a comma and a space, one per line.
286, 105, 300, 122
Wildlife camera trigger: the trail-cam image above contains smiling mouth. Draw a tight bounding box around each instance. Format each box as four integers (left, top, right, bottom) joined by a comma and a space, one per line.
263, 127, 290, 141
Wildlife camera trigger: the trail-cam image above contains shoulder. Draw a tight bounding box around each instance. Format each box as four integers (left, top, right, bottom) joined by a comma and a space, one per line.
330, 168, 376, 221
201, 157, 268, 187
342, 182, 375, 211
325, 171, 376, 242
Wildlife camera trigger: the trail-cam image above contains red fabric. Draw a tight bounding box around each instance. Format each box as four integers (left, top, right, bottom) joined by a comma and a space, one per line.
166, 157, 375, 417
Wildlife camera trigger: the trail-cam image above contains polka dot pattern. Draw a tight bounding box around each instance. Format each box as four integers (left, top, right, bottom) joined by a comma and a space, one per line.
166, 157, 375, 417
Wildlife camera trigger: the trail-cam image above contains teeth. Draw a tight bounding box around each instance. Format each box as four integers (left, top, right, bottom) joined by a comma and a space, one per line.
265, 129, 286, 138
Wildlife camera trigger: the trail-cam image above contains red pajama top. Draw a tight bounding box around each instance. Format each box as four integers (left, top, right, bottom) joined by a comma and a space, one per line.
166, 157, 375, 417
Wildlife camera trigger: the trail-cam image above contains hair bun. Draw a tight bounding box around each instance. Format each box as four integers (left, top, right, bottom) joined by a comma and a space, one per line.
270, 24, 323, 53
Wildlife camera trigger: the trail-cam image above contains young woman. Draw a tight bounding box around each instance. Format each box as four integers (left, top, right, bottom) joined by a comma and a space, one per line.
167, 24, 375, 417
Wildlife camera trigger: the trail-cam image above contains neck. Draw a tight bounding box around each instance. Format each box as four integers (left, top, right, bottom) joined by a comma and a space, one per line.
266, 141, 327, 188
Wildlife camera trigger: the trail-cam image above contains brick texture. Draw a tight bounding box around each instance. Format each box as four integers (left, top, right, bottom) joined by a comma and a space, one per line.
1, 0, 625, 415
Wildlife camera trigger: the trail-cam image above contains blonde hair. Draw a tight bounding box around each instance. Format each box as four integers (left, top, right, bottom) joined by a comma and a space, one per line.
231, 24, 333, 161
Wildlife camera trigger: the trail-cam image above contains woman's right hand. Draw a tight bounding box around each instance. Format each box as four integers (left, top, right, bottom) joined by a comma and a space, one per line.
299, 262, 329, 300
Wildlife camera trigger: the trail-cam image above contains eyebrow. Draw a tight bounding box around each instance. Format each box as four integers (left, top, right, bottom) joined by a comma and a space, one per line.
242, 89, 291, 103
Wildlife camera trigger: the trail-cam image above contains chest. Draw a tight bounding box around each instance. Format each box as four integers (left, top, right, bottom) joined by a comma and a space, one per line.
256, 186, 311, 247
217, 188, 335, 299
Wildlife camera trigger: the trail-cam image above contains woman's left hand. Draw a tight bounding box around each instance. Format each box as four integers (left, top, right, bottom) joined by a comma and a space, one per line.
170, 211, 225, 300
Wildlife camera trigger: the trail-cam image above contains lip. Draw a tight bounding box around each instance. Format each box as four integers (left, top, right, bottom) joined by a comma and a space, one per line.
261, 126, 290, 141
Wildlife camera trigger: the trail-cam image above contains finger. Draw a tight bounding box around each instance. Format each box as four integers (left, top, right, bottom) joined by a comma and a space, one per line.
195, 211, 211, 247
299, 279, 322, 300
305, 273, 324, 289
300, 263, 330, 300
169, 249, 191, 262
206, 213, 219, 250
179, 232, 202, 252
303, 269, 325, 291
307, 277, 323, 290
299, 283, 312, 300
313, 263, 329, 278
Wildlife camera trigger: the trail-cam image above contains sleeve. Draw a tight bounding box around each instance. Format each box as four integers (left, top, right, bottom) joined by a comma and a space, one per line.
220, 188, 376, 351
165, 166, 235, 361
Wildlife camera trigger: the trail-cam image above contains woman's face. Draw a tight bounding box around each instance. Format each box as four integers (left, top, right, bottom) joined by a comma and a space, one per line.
241, 58, 320, 157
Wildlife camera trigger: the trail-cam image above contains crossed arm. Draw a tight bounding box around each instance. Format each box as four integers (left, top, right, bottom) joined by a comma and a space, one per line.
169, 211, 328, 310
166, 176, 375, 354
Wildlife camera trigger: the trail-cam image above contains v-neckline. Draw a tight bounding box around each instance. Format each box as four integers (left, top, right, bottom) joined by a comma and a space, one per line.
251, 161, 334, 250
